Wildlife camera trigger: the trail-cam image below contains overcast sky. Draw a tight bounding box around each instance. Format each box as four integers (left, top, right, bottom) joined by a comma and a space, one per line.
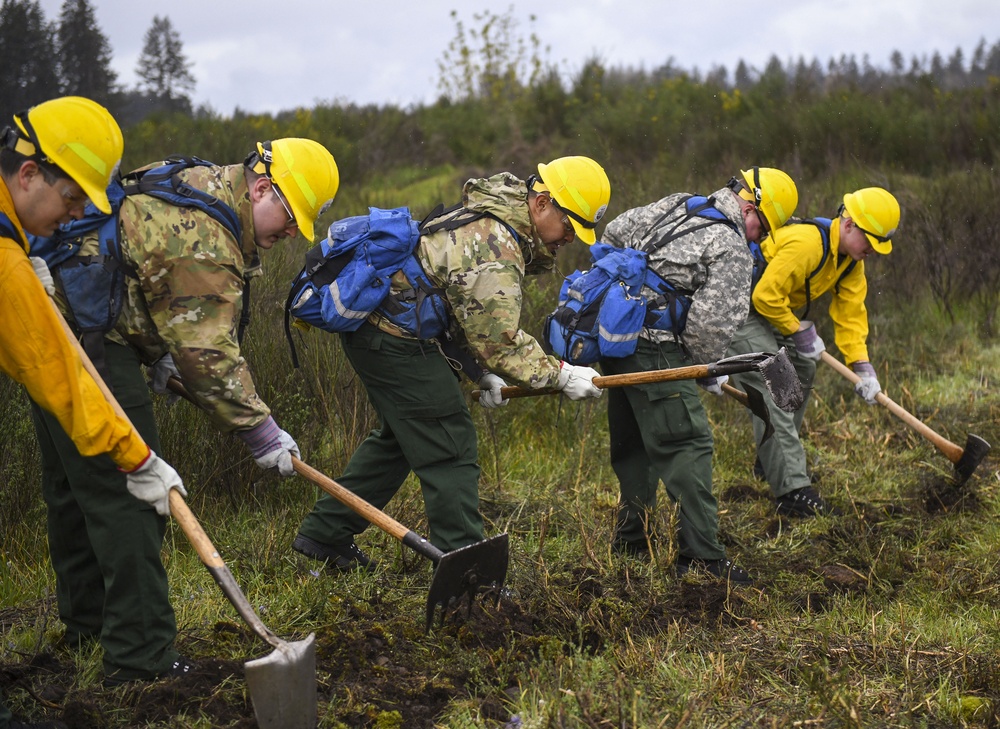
32, 0, 1000, 115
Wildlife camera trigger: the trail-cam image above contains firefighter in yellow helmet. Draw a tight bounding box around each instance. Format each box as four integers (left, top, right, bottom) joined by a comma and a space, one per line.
726, 186, 901, 517
293, 156, 611, 568
25, 136, 338, 688
594, 165, 796, 587
0, 96, 189, 729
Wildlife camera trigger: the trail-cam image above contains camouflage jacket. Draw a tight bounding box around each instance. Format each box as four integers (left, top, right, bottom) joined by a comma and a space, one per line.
602, 188, 752, 363
404, 173, 563, 389
115, 163, 267, 432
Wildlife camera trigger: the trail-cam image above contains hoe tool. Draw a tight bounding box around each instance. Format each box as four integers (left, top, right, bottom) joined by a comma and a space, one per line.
164, 377, 508, 632
476, 349, 805, 413
292, 459, 509, 632
50, 304, 317, 729
821, 352, 991, 483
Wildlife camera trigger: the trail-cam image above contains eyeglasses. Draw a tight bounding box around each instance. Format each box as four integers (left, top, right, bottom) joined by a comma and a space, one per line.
855, 222, 892, 244
756, 208, 771, 236
549, 198, 576, 240
272, 184, 296, 228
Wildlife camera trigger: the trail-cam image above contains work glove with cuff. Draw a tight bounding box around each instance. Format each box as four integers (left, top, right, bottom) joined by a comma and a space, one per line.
478, 373, 509, 409
30, 256, 55, 296
791, 321, 826, 360
237, 415, 300, 477
697, 374, 729, 396
148, 353, 181, 405
556, 361, 603, 400
124, 450, 188, 517
851, 361, 881, 404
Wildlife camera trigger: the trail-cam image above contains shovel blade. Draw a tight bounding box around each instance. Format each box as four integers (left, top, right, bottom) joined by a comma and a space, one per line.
426, 533, 509, 631
758, 348, 805, 413
245, 634, 317, 729
741, 383, 775, 444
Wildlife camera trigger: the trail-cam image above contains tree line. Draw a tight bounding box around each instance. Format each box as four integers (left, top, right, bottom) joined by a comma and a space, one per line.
0, 0, 195, 124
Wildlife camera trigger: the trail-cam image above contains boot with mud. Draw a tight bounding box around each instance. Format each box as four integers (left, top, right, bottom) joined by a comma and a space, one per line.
676, 556, 753, 586
292, 534, 377, 572
776, 486, 834, 517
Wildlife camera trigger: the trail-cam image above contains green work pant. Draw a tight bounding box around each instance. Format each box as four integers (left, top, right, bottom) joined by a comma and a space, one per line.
30, 342, 179, 681
602, 338, 725, 561
727, 310, 815, 497
298, 323, 484, 552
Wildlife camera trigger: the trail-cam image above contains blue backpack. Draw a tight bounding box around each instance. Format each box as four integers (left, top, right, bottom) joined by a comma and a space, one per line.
285, 203, 515, 366
29, 156, 243, 379
544, 195, 739, 365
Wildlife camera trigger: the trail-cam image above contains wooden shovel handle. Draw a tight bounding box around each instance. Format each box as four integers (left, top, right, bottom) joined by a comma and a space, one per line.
721, 382, 750, 407
477, 363, 715, 401
820, 351, 963, 463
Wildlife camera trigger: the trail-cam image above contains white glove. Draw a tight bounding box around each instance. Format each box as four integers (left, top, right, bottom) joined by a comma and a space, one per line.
478, 373, 509, 409
851, 361, 881, 405
791, 321, 826, 361
237, 416, 301, 477
125, 451, 187, 516
30, 256, 55, 296
149, 354, 181, 404
556, 362, 603, 400
697, 374, 729, 396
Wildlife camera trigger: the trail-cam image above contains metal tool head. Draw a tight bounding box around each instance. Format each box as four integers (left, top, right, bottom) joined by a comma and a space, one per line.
954, 433, 992, 484
757, 348, 805, 413
426, 533, 509, 632
244, 633, 317, 729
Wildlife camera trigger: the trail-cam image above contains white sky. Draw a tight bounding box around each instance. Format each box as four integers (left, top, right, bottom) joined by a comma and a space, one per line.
32, 0, 1000, 115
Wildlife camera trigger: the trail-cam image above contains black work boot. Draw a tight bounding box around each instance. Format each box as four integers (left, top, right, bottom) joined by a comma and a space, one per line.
776, 486, 834, 517
103, 656, 197, 688
676, 556, 753, 586
292, 534, 376, 572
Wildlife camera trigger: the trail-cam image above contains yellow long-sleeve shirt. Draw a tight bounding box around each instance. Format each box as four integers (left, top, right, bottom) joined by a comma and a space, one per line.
0, 180, 149, 470
752, 217, 871, 364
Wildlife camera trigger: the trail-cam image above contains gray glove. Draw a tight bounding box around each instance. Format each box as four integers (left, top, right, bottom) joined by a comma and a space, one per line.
237, 416, 301, 477
697, 374, 729, 396
852, 361, 881, 405
556, 362, 603, 400
30, 256, 55, 296
125, 451, 188, 516
149, 354, 181, 405
791, 321, 826, 361
478, 373, 509, 409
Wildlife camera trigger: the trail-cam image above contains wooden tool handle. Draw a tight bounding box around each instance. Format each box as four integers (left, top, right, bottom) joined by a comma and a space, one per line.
477, 363, 715, 400
721, 382, 750, 406
820, 351, 963, 463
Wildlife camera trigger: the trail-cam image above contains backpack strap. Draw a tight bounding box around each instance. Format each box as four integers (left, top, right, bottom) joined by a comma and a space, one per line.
795, 217, 857, 320
642, 195, 739, 256
418, 203, 520, 242
0, 212, 19, 240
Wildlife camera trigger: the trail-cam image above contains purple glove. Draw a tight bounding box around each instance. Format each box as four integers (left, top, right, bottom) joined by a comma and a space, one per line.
791, 321, 826, 360
851, 361, 881, 404
237, 416, 300, 477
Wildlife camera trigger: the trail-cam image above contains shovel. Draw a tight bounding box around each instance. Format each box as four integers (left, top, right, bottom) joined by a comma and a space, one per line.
163, 378, 509, 632
820, 352, 991, 483
48, 303, 317, 729
475, 349, 805, 413
292, 459, 509, 633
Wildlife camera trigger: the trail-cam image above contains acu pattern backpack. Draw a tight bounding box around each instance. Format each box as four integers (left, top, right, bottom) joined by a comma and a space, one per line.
29, 157, 243, 380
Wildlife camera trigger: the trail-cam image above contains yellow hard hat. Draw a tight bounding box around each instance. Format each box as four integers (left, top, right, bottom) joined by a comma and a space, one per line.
247, 138, 339, 242
735, 166, 798, 235
842, 187, 899, 255
535, 156, 611, 245
9, 96, 123, 214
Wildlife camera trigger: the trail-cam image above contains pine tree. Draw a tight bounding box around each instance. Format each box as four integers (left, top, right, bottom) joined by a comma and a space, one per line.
0, 0, 60, 120
135, 15, 195, 106
56, 0, 116, 103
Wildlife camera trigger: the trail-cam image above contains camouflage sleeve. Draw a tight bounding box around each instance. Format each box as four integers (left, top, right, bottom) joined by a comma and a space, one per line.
121, 210, 268, 432
682, 235, 753, 364
430, 217, 562, 389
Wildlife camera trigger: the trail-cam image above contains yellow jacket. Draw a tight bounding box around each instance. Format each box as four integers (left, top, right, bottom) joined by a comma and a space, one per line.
753, 217, 870, 364
0, 180, 149, 470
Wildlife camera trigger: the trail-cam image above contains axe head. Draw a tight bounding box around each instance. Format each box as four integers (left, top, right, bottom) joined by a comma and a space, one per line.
757, 348, 805, 413
954, 433, 991, 484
